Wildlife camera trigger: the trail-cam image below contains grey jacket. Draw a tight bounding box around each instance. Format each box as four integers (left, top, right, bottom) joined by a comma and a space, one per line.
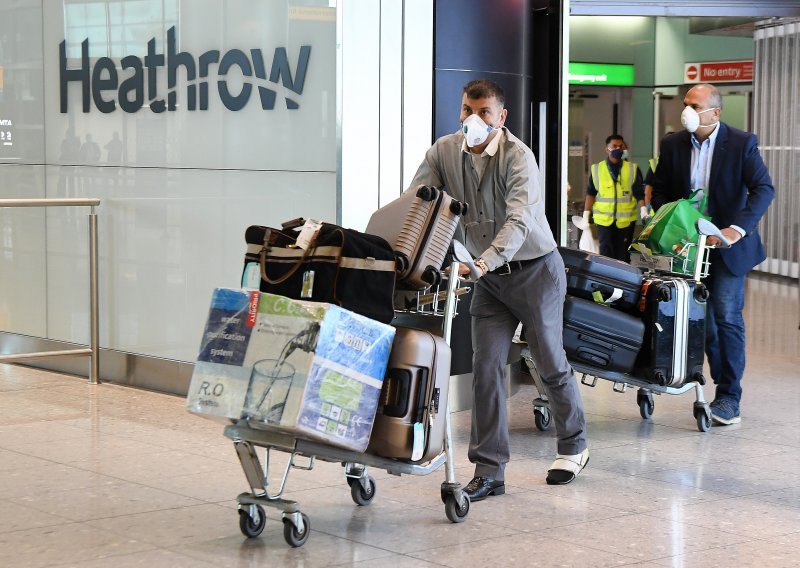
408, 127, 556, 271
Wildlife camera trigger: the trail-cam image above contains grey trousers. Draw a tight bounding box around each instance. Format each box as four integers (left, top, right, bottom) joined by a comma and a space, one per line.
468, 250, 587, 480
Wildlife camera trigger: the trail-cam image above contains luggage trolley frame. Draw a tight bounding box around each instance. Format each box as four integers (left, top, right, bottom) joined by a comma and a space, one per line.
523, 234, 715, 433
224, 262, 470, 547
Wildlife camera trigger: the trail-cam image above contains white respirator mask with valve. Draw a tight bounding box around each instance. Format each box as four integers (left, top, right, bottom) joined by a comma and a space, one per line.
462, 114, 495, 148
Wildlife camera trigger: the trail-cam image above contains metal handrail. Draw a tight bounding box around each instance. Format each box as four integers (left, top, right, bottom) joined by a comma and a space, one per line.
0, 198, 101, 384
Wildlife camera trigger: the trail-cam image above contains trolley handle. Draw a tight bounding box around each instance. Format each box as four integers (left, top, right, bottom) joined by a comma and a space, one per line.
451, 240, 480, 280
692, 219, 731, 283
695, 219, 731, 249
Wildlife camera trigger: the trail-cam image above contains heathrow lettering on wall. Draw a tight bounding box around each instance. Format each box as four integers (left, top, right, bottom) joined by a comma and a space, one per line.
59, 26, 311, 113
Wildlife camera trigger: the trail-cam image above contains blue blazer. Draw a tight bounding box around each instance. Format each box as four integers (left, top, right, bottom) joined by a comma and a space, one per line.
651, 123, 775, 276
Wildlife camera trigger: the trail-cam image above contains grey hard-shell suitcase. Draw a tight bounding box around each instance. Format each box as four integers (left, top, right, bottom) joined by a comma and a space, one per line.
562, 295, 645, 374
367, 327, 451, 463
366, 185, 467, 290
635, 277, 708, 387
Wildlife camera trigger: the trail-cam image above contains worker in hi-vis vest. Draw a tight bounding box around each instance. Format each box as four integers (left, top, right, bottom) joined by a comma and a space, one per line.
583, 134, 646, 262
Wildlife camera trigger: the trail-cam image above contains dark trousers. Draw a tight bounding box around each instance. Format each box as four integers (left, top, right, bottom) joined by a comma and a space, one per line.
705, 256, 747, 407
597, 224, 635, 262
468, 251, 587, 480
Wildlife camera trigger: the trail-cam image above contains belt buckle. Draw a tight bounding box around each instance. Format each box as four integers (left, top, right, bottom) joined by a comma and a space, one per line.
497, 261, 512, 276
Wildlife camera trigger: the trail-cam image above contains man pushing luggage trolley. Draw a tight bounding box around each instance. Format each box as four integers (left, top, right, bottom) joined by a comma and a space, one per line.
407, 79, 590, 500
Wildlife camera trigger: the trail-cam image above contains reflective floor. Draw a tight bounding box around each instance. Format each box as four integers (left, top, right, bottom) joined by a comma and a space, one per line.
0, 274, 798, 567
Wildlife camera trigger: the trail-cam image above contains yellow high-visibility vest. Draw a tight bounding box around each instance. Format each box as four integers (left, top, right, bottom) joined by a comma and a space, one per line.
648, 158, 658, 175
591, 160, 638, 228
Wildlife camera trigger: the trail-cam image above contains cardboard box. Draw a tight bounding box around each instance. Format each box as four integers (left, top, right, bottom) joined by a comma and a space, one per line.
186, 288, 395, 452
185, 288, 257, 423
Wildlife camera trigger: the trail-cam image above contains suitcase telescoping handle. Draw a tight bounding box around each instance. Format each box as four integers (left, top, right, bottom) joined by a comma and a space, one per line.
414, 369, 429, 423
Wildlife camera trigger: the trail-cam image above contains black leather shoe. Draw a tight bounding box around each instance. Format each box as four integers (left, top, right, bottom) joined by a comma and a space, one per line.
464, 476, 505, 502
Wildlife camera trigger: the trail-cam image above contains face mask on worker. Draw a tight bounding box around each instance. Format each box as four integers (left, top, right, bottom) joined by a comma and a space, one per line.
609, 148, 624, 160
681, 106, 718, 133
462, 114, 494, 147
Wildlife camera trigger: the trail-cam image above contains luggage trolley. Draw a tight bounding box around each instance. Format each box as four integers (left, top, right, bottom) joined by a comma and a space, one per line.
224, 261, 470, 547
523, 221, 726, 433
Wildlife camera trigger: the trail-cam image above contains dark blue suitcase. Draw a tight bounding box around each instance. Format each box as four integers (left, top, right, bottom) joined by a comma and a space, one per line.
635, 277, 708, 387
559, 246, 643, 314
562, 295, 645, 374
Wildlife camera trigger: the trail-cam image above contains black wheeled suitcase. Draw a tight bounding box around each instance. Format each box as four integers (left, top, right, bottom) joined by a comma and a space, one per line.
635, 277, 708, 387
562, 296, 645, 374
367, 327, 451, 463
559, 246, 643, 314
366, 186, 468, 290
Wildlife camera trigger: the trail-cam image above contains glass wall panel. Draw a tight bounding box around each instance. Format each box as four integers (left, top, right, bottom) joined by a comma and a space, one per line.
754, 19, 800, 278
2, 0, 339, 363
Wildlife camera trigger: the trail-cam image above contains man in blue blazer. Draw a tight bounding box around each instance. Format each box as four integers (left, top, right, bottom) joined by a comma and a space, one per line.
652, 83, 774, 425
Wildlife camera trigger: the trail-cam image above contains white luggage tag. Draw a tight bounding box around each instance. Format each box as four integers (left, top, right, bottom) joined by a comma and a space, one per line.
411, 422, 425, 461
295, 218, 323, 250
591, 287, 623, 306
242, 262, 261, 290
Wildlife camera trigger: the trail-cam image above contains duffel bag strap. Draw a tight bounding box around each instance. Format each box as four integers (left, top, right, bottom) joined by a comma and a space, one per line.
259, 223, 343, 285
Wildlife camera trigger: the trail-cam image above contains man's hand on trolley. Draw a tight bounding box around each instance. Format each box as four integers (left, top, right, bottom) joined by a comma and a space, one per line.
707, 226, 742, 247
445, 262, 484, 279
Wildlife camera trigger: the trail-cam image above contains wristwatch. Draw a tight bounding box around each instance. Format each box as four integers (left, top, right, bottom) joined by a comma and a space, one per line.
474, 258, 490, 275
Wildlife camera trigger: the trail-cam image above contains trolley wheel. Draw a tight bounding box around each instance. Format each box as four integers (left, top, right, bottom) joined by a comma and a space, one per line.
350, 476, 377, 506
637, 391, 655, 420
534, 406, 552, 431
694, 408, 711, 432
444, 494, 470, 523
696, 412, 711, 432
238, 504, 266, 538
283, 513, 310, 547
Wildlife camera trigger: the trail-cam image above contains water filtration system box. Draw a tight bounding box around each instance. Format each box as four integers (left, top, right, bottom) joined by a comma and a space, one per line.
186, 288, 257, 423
186, 288, 395, 452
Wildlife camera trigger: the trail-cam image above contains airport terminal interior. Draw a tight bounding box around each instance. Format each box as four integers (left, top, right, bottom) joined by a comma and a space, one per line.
0, 273, 798, 567
2, 1, 800, 566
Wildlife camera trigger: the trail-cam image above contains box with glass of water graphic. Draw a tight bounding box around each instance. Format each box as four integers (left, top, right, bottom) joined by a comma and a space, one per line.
186, 288, 395, 452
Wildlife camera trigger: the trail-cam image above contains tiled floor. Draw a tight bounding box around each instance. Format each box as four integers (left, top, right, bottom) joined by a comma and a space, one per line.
0, 274, 798, 567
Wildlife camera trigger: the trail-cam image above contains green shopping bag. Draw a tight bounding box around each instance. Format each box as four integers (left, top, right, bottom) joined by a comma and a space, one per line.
631, 190, 710, 274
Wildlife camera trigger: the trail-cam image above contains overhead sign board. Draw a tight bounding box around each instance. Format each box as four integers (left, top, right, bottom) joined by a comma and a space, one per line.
568, 62, 635, 86
684, 60, 753, 84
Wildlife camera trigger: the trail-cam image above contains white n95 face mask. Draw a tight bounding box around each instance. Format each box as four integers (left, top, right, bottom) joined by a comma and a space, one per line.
462, 114, 494, 147
681, 106, 718, 133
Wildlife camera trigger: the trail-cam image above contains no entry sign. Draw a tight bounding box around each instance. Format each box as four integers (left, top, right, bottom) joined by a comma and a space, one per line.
684, 61, 753, 84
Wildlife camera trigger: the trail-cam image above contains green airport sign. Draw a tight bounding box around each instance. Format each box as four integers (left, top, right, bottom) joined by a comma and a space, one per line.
568, 62, 635, 86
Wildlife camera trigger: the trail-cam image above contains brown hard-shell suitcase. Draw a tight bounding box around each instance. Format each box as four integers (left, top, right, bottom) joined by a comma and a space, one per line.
367, 327, 451, 463
366, 185, 467, 290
